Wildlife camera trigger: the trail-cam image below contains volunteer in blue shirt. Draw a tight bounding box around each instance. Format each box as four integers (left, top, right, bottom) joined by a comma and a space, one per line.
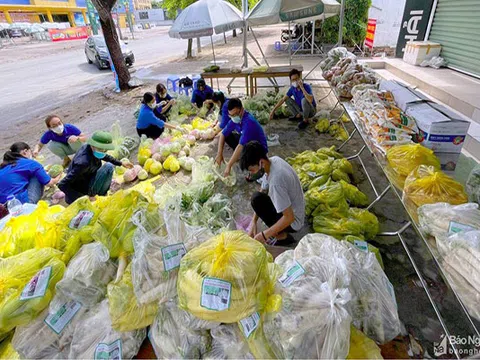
191, 79, 214, 109
215, 98, 268, 179
270, 68, 317, 130
154, 83, 175, 118
0, 142, 61, 204
209, 91, 241, 136
33, 115, 87, 167
137, 92, 186, 140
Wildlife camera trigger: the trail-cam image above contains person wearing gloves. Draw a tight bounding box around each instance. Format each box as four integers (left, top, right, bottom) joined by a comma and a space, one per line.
240, 141, 305, 246
154, 83, 175, 118
137, 92, 186, 140
208, 91, 241, 135
58, 131, 133, 204
0, 142, 61, 204
32, 115, 87, 167
191, 78, 214, 109
270, 68, 316, 130
215, 98, 268, 180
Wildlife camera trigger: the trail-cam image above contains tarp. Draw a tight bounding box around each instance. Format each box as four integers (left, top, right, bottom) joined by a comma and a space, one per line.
169, 0, 244, 39
247, 0, 340, 26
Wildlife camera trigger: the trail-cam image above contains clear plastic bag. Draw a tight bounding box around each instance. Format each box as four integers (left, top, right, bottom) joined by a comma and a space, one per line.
0, 335, 19, 360
0, 248, 65, 339
69, 300, 146, 359
204, 325, 254, 359
50, 242, 116, 312
466, 164, 480, 205
150, 301, 213, 359
177, 231, 279, 323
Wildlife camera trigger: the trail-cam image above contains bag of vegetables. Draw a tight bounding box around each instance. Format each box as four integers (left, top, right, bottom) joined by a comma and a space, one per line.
0, 248, 65, 339
0, 335, 19, 359
203, 324, 253, 359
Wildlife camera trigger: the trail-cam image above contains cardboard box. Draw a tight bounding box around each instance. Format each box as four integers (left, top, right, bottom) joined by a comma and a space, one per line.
406, 103, 470, 153
403, 41, 442, 66
436, 152, 461, 173
379, 80, 427, 111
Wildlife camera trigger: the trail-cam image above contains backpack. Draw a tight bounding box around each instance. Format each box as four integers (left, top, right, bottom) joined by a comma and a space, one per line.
179, 77, 193, 88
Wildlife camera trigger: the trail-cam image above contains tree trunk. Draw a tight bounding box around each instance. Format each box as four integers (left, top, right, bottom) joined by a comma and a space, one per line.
233, 29, 237, 37
187, 38, 193, 58
91, 0, 131, 90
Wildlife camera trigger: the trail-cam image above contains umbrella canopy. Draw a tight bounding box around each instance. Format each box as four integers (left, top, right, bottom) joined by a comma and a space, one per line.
169, 0, 244, 39
247, 0, 340, 26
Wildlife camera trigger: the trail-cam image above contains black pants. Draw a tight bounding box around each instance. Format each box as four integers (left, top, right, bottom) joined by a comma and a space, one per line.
225, 131, 240, 149
153, 107, 169, 120
251, 191, 294, 233
137, 125, 165, 140
195, 93, 213, 109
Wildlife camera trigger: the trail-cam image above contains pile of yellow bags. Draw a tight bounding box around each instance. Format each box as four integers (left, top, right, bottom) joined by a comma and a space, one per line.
347, 326, 383, 359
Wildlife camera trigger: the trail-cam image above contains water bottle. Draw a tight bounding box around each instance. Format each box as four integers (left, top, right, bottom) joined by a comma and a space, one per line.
6, 195, 22, 217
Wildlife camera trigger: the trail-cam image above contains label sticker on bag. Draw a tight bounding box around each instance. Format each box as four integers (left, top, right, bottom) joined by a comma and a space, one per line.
240, 312, 260, 338
307, 171, 317, 178
161, 243, 187, 272
69, 210, 94, 230
279, 261, 305, 287
94, 339, 122, 360
448, 221, 476, 235
45, 300, 82, 334
354, 240, 369, 252
201, 277, 231, 311
20, 266, 52, 300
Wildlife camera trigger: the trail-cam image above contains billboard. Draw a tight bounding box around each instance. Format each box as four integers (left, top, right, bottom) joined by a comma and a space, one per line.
48, 26, 89, 41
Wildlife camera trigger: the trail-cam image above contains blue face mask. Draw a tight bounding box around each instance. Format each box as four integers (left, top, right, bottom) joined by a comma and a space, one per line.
231, 116, 241, 124
93, 151, 106, 159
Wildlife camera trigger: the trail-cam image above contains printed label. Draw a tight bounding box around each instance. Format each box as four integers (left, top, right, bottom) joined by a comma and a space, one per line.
354, 240, 369, 252
69, 210, 94, 230
279, 261, 305, 287
94, 339, 122, 360
20, 266, 52, 300
201, 277, 231, 311
448, 221, 476, 235
161, 243, 187, 271
45, 300, 82, 334
240, 312, 260, 338
307, 171, 317, 178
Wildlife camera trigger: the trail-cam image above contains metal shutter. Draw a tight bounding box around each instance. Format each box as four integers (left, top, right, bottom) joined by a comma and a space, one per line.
428, 0, 480, 77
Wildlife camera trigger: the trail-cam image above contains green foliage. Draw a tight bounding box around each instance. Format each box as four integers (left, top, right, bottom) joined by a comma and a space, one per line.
151, 0, 162, 8
319, 0, 371, 47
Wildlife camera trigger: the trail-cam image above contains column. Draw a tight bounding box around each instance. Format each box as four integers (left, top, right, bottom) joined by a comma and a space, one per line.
3, 10, 12, 24
82, 10, 87, 25
67, 11, 75, 27
46, 9, 53, 22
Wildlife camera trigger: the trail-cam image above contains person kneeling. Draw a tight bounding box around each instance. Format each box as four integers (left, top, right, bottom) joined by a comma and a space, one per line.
240, 141, 305, 246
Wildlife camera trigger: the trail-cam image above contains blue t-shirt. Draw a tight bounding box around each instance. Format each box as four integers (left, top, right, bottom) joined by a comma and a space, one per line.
218, 100, 240, 132
155, 92, 172, 104
287, 84, 317, 108
191, 85, 214, 104
223, 111, 268, 152
0, 158, 51, 204
137, 104, 165, 130
40, 124, 82, 145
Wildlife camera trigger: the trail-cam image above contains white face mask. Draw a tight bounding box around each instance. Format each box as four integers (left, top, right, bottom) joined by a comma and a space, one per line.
291, 81, 298, 88
148, 102, 156, 109
51, 124, 64, 134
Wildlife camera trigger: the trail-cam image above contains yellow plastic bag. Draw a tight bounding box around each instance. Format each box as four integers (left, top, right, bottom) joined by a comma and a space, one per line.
0, 201, 64, 258
386, 144, 440, 189
403, 165, 468, 211
347, 326, 383, 359
107, 264, 158, 332
178, 231, 279, 323
0, 248, 65, 338
0, 335, 19, 359
192, 117, 211, 130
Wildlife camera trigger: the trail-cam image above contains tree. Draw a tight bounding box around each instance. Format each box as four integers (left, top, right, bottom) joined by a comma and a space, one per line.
151, 0, 162, 8
91, 0, 131, 90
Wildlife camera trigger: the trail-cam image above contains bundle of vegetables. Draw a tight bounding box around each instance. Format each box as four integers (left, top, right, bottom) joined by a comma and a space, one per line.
170, 94, 197, 118
123, 164, 145, 183
466, 164, 480, 205
44, 164, 64, 177
50, 242, 116, 312
402, 165, 468, 213
68, 300, 146, 359
144, 157, 163, 175
0, 201, 64, 258
320, 47, 355, 73
0, 335, 19, 359
243, 90, 288, 124
177, 231, 281, 323
386, 144, 440, 189
150, 300, 216, 359
253, 65, 268, 72
347, 326, 383, 359
203, 324, 254, 359
107, 121, 139, 160
204, 65, 220, 72
0, 248, 65, 339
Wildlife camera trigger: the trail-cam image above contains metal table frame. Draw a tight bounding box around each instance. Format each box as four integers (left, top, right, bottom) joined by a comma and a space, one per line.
336, 97, 480, 359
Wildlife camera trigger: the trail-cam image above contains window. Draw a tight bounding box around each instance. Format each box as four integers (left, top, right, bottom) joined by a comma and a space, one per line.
139, 11, 149, 19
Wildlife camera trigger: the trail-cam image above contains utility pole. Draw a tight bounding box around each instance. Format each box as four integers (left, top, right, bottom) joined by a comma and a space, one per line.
86, 0, 98, 34
242, 0, 248, 68
338, 0, 345, 46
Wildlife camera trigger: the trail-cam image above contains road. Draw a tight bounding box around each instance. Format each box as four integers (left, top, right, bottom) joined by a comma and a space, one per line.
0, 26, 226, 129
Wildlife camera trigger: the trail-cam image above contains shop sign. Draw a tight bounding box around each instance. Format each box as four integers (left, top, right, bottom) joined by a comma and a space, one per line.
364, 19, 377, 49
48, 26, 89, 42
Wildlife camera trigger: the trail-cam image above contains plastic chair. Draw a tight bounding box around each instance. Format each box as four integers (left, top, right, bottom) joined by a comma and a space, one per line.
167, 75, 180, 93
192, 75, 201, 89
179, 86, 193, 96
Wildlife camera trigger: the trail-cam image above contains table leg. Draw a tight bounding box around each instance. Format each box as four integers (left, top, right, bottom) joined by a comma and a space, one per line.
249, 76, 254, 97
255, 78, 257, 95
245, 76, 249, 97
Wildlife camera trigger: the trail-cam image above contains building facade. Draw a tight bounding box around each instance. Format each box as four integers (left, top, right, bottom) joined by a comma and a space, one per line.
133, 0, 150, 10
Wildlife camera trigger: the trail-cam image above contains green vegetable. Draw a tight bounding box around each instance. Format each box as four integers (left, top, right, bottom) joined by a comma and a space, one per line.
47, 164, 63, 177
203, 65, 220, 72
332, 169, 351, 183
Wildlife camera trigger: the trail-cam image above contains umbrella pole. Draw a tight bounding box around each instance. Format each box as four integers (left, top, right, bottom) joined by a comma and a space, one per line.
210, 36, 217, 65
338, 0, 345, 45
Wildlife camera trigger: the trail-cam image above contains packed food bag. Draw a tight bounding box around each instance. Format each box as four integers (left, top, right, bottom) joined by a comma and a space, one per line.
386, 144, 440, 189
466, 164, 480, 205
204, 325, 254, 359
69, 300, 146, 359
0, 248, 65, 339
0, 335, 19, 360
177, 231, 280, 323
0, 201, 64, 258
346, 326, 383, 359
50, 243, 116, 312
344, 235, 384, 269
149, 301, 215, 359
107, 264, 158, 332
403, 165, 468, 212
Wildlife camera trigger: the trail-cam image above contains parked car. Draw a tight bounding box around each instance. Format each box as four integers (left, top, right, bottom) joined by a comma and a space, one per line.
84, 35, 135, 70
0, 27, 24, 38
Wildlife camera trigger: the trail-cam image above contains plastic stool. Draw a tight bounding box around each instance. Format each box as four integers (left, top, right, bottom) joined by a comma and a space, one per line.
275, 41, 281, 51
167, 75, 180, 93
191, 75, 201, 89
179, 86, 193, 96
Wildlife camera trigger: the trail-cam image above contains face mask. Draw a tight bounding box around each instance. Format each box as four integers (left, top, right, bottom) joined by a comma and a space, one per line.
291, 81, 298, 88
231, 115, 241, 124
51, 125, 64, 134
93, 151, 106, 159
149, 102, 156, 109
252, 162, 265, 178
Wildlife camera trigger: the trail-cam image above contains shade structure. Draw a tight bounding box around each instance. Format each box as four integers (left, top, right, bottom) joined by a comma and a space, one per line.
247, 0, 340, 26
169, 0, 245, 40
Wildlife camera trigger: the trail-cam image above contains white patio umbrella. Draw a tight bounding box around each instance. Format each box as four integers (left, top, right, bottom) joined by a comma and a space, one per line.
169, 0, 244, 64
